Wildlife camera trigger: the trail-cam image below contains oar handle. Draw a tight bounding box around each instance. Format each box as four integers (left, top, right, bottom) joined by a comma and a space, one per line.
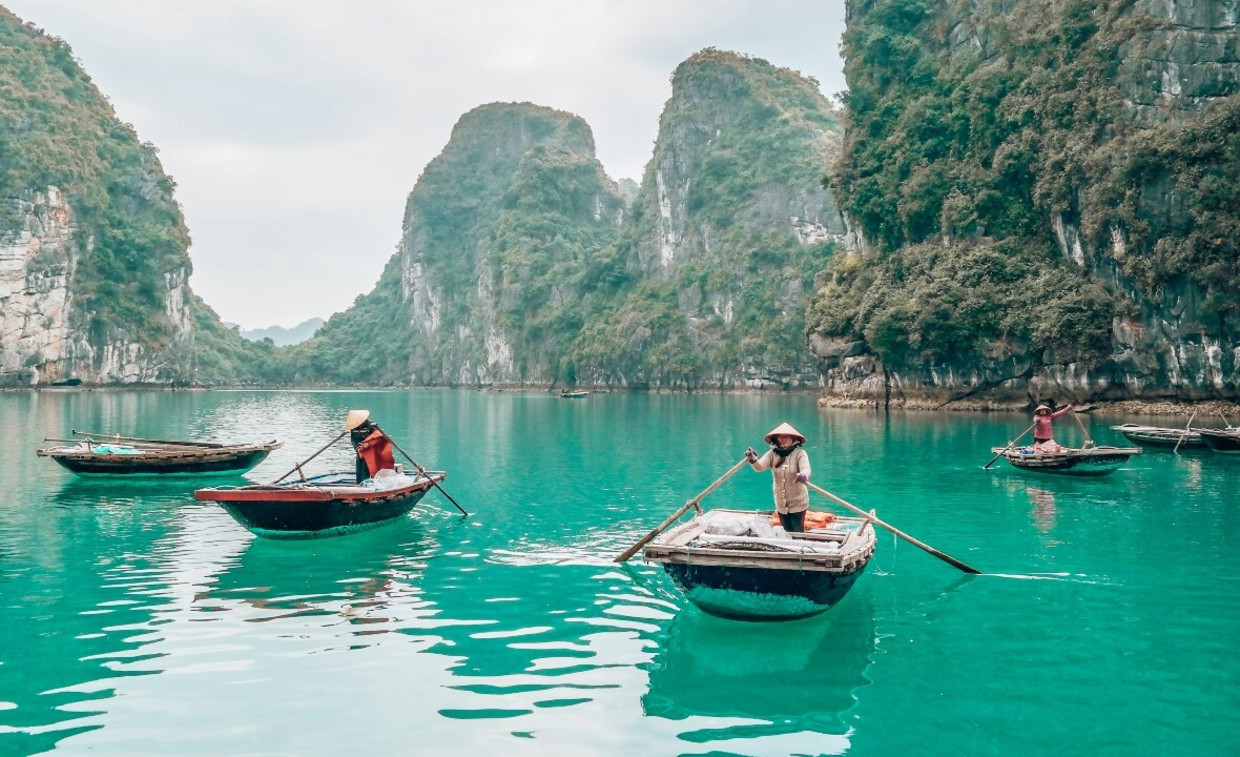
1069, 407, 1092, 447
374, 425, 468, 516
615, 457, 749, 563
271, 429, 349, 484
984, 421, 1036, 469
1173, 411, 1197, 453
806, 482, 981, 575
71, 429, 224, 448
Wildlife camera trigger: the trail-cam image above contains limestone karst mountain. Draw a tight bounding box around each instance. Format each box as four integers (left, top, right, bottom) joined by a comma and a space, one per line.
0, 6, 267, 386
294, 50, 846, 389
809, 0, 1240, 407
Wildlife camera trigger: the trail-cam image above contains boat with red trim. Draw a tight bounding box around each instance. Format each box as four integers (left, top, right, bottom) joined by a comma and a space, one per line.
194, 469, 445, 539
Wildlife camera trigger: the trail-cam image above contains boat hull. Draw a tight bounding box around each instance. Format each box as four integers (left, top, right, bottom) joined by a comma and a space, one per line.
662, 562, 866, 621
991, 446, 1141, 476
1112, 424, 1205, 449
1197, 429, 1240, 453
37, 439, 280, 474
196, 472, 443, 539
644, 509, 875, 621
45, 448, 274, 476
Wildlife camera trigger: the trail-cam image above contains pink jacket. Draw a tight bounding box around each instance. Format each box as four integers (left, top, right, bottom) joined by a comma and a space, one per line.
1033, 406, 1071, 441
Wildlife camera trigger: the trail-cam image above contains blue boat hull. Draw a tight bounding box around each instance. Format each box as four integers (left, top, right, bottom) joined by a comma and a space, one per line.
662, 562, 867, 621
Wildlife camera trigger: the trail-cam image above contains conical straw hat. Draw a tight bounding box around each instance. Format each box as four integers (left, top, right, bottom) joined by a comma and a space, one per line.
764, 422, 806, 445
345, 409, 371, 430
1034, 404, 1051, 415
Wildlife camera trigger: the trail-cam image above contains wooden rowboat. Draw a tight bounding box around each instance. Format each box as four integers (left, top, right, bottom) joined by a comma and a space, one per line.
1194, 427, 1240, 453
195, 470, 445, 539
1110, 423, 1205, 449
643, 508, 876, 621
989, 445, 1142, 476
37, 433, 281, 476
559, 390, 589, 398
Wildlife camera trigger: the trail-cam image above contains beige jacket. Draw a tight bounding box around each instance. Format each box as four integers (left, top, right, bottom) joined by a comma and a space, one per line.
749, 447, 812, 514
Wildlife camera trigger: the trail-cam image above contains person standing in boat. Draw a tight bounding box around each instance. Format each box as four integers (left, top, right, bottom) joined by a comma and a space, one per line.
345, 409, 396, 483
745, 422, 812, 532
1032, 403, 1073, 453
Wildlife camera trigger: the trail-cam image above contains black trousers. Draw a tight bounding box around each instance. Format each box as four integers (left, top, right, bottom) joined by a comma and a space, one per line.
778, 511, 805, 532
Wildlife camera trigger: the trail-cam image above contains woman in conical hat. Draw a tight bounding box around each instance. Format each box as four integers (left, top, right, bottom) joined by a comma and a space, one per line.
345, 409, 395, 483
1032, 402, 1073, 454
744, 422, 812, 532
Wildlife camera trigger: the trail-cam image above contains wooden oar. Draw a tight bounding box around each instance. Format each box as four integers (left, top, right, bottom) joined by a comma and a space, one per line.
1069, 407, 1094, 448
1173, 411, 1197, 453
806, 482, 981, 574
373, 424, 469, 517
72, 429, 225, 448
271, 430, 349, 484
984, 421, 1036, 469
615, 457, 748, 563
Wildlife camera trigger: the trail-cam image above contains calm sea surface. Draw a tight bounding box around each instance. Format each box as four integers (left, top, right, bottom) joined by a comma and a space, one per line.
0, 390, 1237, 756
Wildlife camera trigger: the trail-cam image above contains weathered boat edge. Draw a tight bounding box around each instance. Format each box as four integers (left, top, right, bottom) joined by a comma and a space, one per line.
643, 509, 876, 621
196, 472, 445, 539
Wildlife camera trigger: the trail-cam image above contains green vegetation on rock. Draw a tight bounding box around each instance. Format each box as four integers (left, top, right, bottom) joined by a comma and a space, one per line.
808, 0, 1221, 371
0, 9, 190, 354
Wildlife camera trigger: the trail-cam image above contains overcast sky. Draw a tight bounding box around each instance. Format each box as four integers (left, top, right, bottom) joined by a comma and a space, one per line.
6, 1, 846, 330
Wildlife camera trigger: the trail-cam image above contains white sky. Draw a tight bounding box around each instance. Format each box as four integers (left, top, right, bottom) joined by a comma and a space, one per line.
6, 1, 846, 330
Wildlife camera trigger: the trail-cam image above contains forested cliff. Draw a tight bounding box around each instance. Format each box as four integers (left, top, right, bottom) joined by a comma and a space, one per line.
809, 0, 1240, 407
13, 0, 1236, 401
293, 50, 844, 388
0, 7, 268, 387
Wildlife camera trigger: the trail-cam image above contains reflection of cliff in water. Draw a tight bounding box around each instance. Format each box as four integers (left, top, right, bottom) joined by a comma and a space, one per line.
642, 599, 876, 740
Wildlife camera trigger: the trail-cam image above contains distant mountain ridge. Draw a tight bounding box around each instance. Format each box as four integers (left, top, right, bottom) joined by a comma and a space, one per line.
241, 318, 323, 346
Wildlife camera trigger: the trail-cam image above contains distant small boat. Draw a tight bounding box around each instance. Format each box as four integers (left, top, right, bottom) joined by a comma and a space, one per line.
195, 470, 444, 539
37, 431, 281, 476
559, 390, 589, 398
989, 445, 1142, 476
1195, 427, 1240, 453
643, 508, 876, 621
1111, 423, 1205, 449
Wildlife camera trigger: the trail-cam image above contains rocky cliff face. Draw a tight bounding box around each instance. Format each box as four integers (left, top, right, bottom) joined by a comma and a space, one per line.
811, 0, 1240, 408
300, 51, 847, 390
0, 8, 195, 387
577, 49, 846, 389
396, 103, 626, 385
0, 185, 193, 386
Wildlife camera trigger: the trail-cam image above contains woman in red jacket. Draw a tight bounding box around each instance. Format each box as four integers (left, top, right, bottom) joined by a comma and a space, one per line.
1032, 403, 1073, 453
345, 409, 395, 483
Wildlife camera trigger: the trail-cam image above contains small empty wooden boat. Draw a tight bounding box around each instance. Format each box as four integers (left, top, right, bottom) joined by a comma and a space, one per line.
195, 469, 445, 539
643, 508, 876, 621
1195, 427, 1240, 453
1110, 423, 1204, 449
559, 390, 589, 398
37, 431, 281, 476
989, 445, 1142, 476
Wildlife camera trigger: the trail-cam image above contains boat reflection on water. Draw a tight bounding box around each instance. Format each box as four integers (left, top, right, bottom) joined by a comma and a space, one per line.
642, 600, 876, 751
52, 475, 216, 504
1027, 486, 1057, 533
203, 518, 442, 635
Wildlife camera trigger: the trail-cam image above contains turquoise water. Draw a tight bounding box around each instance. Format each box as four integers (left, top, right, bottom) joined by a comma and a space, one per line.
1, 390, 1237, 756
